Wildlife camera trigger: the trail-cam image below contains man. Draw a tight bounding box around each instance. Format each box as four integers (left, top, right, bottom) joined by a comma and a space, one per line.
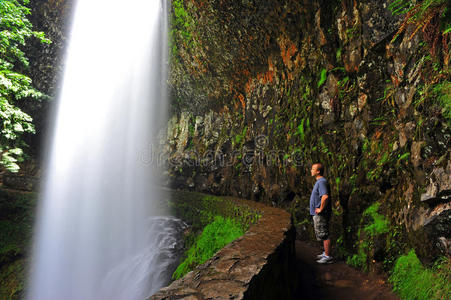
310, 162, 333, 264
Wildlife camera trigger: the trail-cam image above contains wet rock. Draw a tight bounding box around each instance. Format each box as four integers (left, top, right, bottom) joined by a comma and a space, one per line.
421, 164, 451, 205
437, 236, 451, 255
359, 1, 403, 49
337, 1, 362, 72
319, 74, 339, 125
411, 141, 425, 169
416, 203, 451, 256
176, 112, 192, 154
315, 9, 327, 46
2, 174, 38, 191
194, 116, 204, 138
396, 122, 415, 148
358, 93, 368, 112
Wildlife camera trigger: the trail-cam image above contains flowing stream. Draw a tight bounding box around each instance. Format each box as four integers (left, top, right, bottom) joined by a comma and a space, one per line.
27, 1, 180, 299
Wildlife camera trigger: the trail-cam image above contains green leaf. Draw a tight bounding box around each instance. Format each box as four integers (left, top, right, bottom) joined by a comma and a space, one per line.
0, 0, 50, 171
317, 68, 327, 88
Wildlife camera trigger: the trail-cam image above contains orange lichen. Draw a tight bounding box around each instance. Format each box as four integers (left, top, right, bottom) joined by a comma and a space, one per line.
256, 70, 274, 85
278, 35, 298, 70
245, 81, 252, 94
282, 43, 298, 69
243, 56, 277, 95
443, 33, 449, 66
191, 0, 207, 9
238, 93, 245, 110
268, 56, 275, 71
374, 129, 383, 140
231, 92, 246, 116
391, 74, 400, 87
193, 56, 207, 74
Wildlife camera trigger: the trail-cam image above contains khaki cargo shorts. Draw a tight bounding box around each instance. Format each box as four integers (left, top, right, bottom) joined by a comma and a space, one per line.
313, 214, 330, 241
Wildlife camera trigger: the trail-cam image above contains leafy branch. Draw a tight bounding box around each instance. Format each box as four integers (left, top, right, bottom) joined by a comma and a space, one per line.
0, 0, 50, 172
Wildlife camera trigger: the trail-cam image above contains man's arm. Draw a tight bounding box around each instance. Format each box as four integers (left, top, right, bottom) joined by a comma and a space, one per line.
315, 194, 329, 214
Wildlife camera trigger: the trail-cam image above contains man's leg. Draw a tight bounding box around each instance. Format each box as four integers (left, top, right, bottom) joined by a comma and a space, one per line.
324, 239, 331, 257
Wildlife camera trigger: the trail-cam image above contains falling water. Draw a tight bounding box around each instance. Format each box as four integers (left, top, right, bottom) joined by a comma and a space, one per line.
27, 0, 182, 299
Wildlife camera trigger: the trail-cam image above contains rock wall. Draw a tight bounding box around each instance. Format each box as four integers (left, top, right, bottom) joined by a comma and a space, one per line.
152, 190, 297, 299
23, 0, 74, 156
164, 0, 450, 267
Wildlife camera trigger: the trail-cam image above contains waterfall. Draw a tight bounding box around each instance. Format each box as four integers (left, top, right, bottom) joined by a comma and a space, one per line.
27, 0, 178, 299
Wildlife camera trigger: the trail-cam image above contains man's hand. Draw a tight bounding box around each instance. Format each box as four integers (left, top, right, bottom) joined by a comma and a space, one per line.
316, 194, 329, 214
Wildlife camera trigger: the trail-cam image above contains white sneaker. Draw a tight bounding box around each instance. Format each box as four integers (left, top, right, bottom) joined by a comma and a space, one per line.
316, 255, 333, 264
316, 252, 325, 259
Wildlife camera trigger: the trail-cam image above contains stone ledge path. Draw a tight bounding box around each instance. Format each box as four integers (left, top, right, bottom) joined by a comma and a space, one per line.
294, 240, 399, 300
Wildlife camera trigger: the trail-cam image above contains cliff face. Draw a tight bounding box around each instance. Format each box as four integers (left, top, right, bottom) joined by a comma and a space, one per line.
164, 0, 450, 267
22, 0, 74, 156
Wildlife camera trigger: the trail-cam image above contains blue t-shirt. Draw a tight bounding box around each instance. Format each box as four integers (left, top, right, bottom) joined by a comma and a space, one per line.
310, 177, 331, 216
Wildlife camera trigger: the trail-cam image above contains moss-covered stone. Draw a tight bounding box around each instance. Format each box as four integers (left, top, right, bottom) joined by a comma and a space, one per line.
0, 189, 37, 299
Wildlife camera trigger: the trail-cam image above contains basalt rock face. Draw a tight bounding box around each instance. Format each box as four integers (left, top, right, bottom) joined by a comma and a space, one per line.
24, 0, 74, 155
165, 0, 451, 265
27, 0, 73, 98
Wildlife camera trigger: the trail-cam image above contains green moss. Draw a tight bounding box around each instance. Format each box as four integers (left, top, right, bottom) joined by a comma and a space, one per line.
0, 259, 26, 300
172, 216, 244, 279
383, 225, 406, 269
362, 202, 389, 236
347, 239, 368, 270
188, 122, 195, 137
336, 47, 342, 62
295, 118, 305, 142
172, 0, 192, 39
169, 191, 260, 280
346, 203, 390, 270
433, 81, 451, 125
317, 68, 327, 88
389, 250, 451, 300
234, 126, 247, 145
0, 189, 37, 299
170, 0, 195, 59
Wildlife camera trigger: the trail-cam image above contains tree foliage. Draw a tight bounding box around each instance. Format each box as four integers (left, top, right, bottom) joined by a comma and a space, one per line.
0, 0, 50, 172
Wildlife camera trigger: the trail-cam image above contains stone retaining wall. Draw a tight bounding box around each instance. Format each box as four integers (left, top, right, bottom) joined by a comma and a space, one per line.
151, 190, 297, 299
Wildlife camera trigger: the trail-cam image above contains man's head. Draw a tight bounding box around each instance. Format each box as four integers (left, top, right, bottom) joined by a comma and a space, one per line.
311, 163, 324, 178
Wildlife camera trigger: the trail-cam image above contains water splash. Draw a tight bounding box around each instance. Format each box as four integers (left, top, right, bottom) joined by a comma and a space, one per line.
27, 0, 174, 299
98, 217, 187, 299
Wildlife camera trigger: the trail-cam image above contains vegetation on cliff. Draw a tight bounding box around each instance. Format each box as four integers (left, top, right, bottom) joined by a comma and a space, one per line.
169, 192, 260, 280
172, 215, 244, 279
346, 202, 390, 270
0, 0, 49, 172
389, 249, 451, 300
0, 189, 36, 299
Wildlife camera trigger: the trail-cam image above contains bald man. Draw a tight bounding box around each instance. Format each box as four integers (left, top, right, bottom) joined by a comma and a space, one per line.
310, 163, 333, 264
